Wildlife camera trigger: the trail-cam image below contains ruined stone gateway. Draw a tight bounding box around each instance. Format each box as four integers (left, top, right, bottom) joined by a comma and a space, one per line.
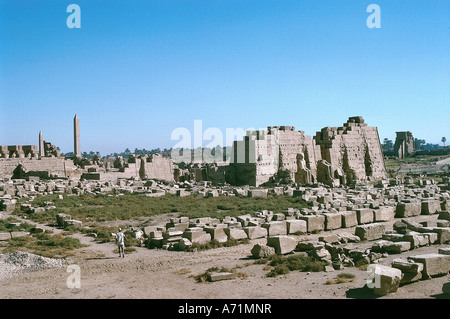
229, 116, 387, 186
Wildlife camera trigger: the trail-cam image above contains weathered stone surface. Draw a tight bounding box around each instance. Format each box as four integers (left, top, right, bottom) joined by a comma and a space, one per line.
438, 247, 450, 255
391, 258, 424, 283
373, 206, 395, 222
248, 189, 268, 198
251, 244, 276, 259
355, 208, 374, 225
355, 223, 385, 241
261, 221, 287, 236
243, 226, 268, 239
285, 220, 307, 234
0, 232, 11, 241
267, 235, 298, 255
178, 238, 192, 250
408, 253, 450, 278
319, 234, 340, 244
323, 212, 342, 230
182, 230, 211, 244
369, 264, 403, 296
298, 215, 325, 233
341, 211, 358, 228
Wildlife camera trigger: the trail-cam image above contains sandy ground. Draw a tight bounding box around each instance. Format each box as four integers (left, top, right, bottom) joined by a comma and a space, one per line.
0, 214, 449, 300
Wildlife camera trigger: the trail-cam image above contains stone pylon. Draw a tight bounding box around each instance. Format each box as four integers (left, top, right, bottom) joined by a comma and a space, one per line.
74, 114, 81, 157
39, 131, 44, 158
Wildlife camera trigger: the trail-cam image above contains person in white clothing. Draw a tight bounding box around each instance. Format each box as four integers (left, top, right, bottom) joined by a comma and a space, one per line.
116, 228, 125, 258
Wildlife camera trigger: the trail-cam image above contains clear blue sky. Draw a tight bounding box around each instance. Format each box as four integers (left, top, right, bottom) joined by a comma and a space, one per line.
1, 0, 449, 155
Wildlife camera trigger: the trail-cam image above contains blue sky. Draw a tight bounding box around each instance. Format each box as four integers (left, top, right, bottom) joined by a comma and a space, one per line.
0, 0, 449, 155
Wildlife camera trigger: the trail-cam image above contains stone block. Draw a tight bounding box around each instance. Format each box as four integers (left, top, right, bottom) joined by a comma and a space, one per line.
355, 223, 385, 241
183, 230, 211, 244
403, 232, 429, 248
438, 247, 450, 255
323, 212, 342, 230
369, 264, 402, 296
248, 189, 268, 198
297, 215, 325, 233
267, 235, 298, 255
204, 227, 228, 243
396, 201, 421, 218
251, 244, 276, 259
341, 211, 358, 228
0, 232, 11, 241
224, 228, 248, 240
261, 221, 287, 236
408, 253, 450, 278
178, 238, 192, 250
319, 234, 340, 244
355, 208, 374, 224
384, 241, 411, 254
438, 211, 450, 221
285, 220, 307, 234
209, 272, 236, 282
373, 206, 395, 222
243, 226, 268, 239
391, 258, 424, 283
421, 200, 441, 215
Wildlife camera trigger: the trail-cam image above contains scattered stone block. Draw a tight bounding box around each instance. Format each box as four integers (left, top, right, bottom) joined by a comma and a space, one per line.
355, 223, 386, 241
391, 258, 424, 283
384, 241, 411, 254
251, 244, 275, 259
0, 232, 11, 241
421, 200, 441, 215
243, 226, 268, 239
285, 220, 307, 234
369, 264, 402, 296
373, 206, 395, 222
396, 201, 421, 218
298, 215, 325, 233
204, 227, 228, 242
183, 229, 211, 244
224, 228, 248, 240
438, 247, 450, 255
178, 238, 192, 250
323, 212, 342, 230
261, 221, 287, 236
355, 208, 374, 225
319, 234, 340, 244
341, 211, 358, 228
209, 272, 236, 282
248, 189, 268, 198
408, 253, 450, 279
267, 235, 298, 255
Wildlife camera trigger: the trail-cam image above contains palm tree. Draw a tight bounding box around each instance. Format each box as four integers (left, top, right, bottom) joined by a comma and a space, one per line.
442, 137, 447, 147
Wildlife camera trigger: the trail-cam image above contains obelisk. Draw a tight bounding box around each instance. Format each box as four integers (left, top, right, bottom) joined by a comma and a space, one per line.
39, 131, 44, 158
74, 114, 81, 157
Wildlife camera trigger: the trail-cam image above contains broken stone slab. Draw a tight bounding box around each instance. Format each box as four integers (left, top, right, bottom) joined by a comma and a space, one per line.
355, 208, 374, 225
251, 244, 276, 259
296, 240, 324, 251
309, 247, 332, 261
285, 219, 307, 234
338, 232, 360, 243
261, 221, 287, 236
183, 230, 212, 244
248, 189, 268, 198
408, 253, 450, 279
64, 219, 82, 229
209, 272, 236, 282
323, 212, 342, 230
371, 240, 394, 253
373, 206, 396, 222
319, 234, 340, 244
267, 235, 298, 255
391, 258, 424, 283
384, 241, 411, 254
297, 215, 325, 233
355, 223, 386, 241
243, 226, 268, 239
368, 264, 403, 296
178, 238, 192, 250
341, 211, 358, 228
438, 247, 450, 255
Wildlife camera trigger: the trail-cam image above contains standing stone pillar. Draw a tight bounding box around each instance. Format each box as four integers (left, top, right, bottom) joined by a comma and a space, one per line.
74, 114, 81, 157
39, 131, 44, 158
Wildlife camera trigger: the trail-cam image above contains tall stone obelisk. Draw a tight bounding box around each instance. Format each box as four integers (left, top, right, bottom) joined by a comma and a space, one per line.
39, 131, 44, 158
74, 114, 81, 157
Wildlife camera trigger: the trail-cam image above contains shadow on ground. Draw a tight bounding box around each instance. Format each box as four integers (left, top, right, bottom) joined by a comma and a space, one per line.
346, 286, 380, 299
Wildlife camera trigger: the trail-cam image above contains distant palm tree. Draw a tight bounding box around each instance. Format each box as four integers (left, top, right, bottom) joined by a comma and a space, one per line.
442, 137, 447, 147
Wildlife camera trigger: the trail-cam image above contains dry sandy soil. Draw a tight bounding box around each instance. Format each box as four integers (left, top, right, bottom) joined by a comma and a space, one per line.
0, 214, 449, 301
